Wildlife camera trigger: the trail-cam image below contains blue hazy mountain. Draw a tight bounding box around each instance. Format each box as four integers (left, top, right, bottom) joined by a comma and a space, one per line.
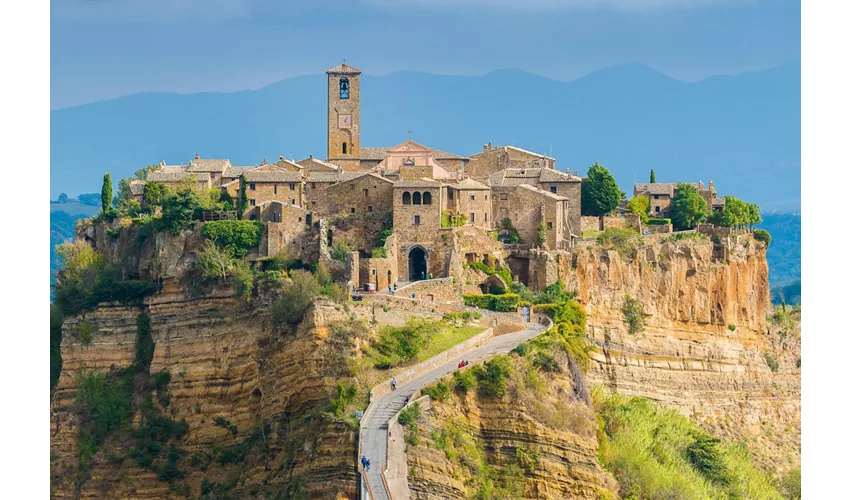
50, 61, 800, 210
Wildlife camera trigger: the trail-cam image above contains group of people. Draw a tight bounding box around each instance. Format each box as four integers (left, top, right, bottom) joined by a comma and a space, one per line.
419, 271, 434, 280
360, 456, 372, 471
457, 359, 470, 369
387, 282, 398, 295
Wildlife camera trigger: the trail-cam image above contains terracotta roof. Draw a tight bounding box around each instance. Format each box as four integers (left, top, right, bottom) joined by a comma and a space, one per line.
188, 158, 231, 173
306, 172, 342, 183
359, 147, 390, 160
712, 197, 726, 207
148, 166, 211, 183
453, 178, 489, 190
327, 63, 362, 75
128, 179, 146, 196
222, 166, 255, 178
359, 142, 467, 161
539, 168, 581, 183
243, 171, 303, 183
490, 168, 543, 186
274, 158, 304, 171
298, 157, 341, 171
517, 183, 568, 201
634, 182, 699, 197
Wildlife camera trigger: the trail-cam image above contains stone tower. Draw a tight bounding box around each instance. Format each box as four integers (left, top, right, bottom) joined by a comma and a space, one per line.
327, 63, 361, 160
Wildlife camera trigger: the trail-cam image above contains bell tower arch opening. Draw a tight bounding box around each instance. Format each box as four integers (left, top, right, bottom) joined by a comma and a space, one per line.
407, 246, 428, 281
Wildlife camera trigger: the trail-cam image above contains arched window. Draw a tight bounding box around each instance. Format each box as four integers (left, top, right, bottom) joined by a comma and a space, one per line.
340, 78, 350, 99
423, 191, 432, 205
342, 142, 347, 154
413, 192, 422, 205
402, 192, 411, 205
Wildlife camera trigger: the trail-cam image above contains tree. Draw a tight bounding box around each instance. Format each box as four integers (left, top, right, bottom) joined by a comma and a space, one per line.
271, 270, 321, 326
626, 195, 650, 224
77, 193, 101, 206
101, 173, 112, 213
115, 178, 131, 210
670, 184, 708, 230
57, 193, 69, 203
237, 174, 249, 219
650, 169, 657, 183
160, 190, 200, 234
580, 162, 620, 216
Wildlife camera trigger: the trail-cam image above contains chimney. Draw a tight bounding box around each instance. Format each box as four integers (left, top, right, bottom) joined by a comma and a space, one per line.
709, 180, 715, 190
699, 180, 704, 190
160, 160, 166, 167
280, 156, 285, 162
195, 153, 200, 160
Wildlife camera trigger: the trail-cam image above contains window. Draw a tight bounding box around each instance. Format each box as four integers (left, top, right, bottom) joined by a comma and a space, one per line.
413, 192, 422, 205
291, 199, 296, 205
485, 195, 488, 201
423, 191, 432, 205
339, 77, 350, 99
655, 206, 660, 213
349, 183, 354, 191
312, 201, 317, 208
471, 213, 475, 223
448, 189, 454, 200
484, 213, 488, 222
249, 199, 256, 206
290, 183, 295, 190
368, 206, 373, 212
470, 194, 475, 201
402, 192, 411, 204
654, 194, 659, 200
414, 215, 421, 225
249, 183, 256, 191
547, 222, 553, 229
550, 185, 557, 193
364, 188, 369, 197
500, 193, 507, 200
298, 217, 302, 222
312, 183, 316, 189
274, 185, 278, 194
342, 143, 347, 154
351, 207, 356, 214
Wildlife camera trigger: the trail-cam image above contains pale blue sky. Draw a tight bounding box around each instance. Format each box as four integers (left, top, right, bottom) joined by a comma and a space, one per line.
50, 0, 800, 109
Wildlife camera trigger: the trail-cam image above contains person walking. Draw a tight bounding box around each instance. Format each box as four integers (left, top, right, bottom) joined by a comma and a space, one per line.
366, 459, 371, 471
420, 271, 425, 280
391, 377, 397, 391
361, 456, 367, 469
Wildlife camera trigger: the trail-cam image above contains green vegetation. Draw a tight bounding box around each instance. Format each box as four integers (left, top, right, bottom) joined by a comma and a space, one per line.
76, 320, 96, 345
660, 231, 708, 243
372, 318, 440, 368
442, 310, 481, 327
466, 261, 513, 288
763, 352, 780, 372
271, 270, 321, 327
596, 228, 644, 258
328, 383, 358, 418
101, 173, 112, 213
499, 218, 520, 244
782, 468, 801, 499
708, 195, 762, 229
477, 355, 512, 397
595, 391, 782, 499
237, 174, 248, 219
647, 217, 672, 225
143, 181, 167, 207
330, 241, 353, 262
462, 293, 521, 312
441, 210, 468, 228
627, 195, 650, 223
670, 183, 709, 230
753, 229, 771, 247
581, 162, 621, 216
200, 220, 263, 257
621, 295, 646, 335
650, 169, 657, 183
371, 246, 388, 258
161, 190, 200, 235
422, 380, 452, 402
398, 402, 422, 426
536, 223, 547, 247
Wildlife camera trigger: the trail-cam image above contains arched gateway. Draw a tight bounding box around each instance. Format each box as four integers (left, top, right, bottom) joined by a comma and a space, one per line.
407, 246, 428, 281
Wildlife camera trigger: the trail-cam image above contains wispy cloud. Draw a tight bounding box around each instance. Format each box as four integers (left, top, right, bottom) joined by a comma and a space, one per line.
52, 0, 253, 22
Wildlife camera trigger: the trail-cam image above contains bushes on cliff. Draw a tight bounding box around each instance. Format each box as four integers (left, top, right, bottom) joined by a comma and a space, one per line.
594, 391, 782, 500
330, 241, 353, 262
753, 229, 771, 247
462, 293, 520, 312
200, 220, 263, 258
160, 190, 201, 235
622, 295, 646, 335
476, 355, 512, 398
597, 228, 644, 258
271, 270, 320, 327
372, 318, 440, 367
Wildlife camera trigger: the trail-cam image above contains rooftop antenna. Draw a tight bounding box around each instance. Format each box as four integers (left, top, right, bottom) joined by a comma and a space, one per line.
343, 58, 347, 65
408, 128, 412, 140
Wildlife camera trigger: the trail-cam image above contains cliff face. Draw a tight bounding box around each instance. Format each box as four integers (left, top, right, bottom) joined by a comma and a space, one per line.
50, 290, 360, 499
569, 235, 800, 475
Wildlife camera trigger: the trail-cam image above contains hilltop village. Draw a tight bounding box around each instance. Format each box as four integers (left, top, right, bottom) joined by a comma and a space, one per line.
113, 63, 740, 296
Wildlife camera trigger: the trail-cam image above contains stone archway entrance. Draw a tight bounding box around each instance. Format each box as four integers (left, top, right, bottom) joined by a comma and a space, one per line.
408, 246, 428, 281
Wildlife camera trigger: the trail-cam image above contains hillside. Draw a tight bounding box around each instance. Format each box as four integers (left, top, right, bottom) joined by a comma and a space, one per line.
50, 61, 800, 210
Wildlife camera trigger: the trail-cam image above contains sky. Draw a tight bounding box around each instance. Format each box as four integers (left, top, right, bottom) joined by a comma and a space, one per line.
50, 0, 800, 109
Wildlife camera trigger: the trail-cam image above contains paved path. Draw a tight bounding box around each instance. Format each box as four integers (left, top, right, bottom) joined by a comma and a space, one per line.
360, 322, 547, 499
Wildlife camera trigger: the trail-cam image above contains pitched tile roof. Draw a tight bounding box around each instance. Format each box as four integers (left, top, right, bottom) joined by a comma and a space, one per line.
393, 178, 441, 188
128, 179, 146, 196
188, 158, 231, 173
453, 178, 489, 190
222, 166, 255, 178
539, 168, 581, 183
306, 172, 342, 183
634, 182, 699, 197
298, 157, 341, 171
148, 166, 211, 183
243, 170, 303, 183
327, 63, 362, 75
360, 147, 390, 160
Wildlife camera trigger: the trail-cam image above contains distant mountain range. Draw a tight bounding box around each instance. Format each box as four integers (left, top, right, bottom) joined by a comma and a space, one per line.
50, 61, 800, 209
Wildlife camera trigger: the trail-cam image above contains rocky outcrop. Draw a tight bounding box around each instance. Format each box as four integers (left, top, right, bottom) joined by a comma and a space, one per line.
569, 235, 800, 475
50, 293, 360, 499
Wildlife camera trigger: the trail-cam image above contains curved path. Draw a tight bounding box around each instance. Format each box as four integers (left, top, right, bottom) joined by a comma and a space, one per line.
360, 322, 548, 500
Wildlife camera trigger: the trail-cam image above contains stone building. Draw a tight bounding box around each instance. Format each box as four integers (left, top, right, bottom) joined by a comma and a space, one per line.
467, 144, 556, 180
326, 173, 394, 216
223, 166, 304, 211
633, 181, 718, 218
393, 180, 444, 281
146, 162, 211, 191
445, 178, 492, 229
298, 156, 341, 173
491, 184, 571, 250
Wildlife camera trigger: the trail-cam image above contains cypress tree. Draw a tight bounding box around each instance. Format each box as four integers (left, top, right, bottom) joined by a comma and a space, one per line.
650, 169, 657, 183
237, 174, 249, 219
101, 173, 112, 213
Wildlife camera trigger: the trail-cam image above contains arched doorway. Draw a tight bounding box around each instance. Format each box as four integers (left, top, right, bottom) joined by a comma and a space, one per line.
408, 246, 428, 281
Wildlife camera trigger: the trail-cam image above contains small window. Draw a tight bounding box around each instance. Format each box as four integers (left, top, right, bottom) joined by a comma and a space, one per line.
298, 217, 302, 222
364, 188, 369, 197
402, 192, 411, 204
547, 222, 553, 229
484, 213, 488, 222
312, 183, 316, 189
340, 77, 350, 99
349, 184, 354, 191
423, 191, 432, 205
654, 194, 659, 200
312, 201, 317, 208
470, 194, 475, 201
249, 199, 256, 206
351, 207, 356, 214
413, 192, 422, 205
250, 183, 256, 191
550, 185, 557, 193
448, 189, 454, 200
342, 143, 348, 154
291, 199, 296, 205
500, 193, 507, 200
414, 215, 421, 225
274, 185, 278, 194
471, 213, 475, 223
655, 206, 660, 213
290, 183, 295, 190
368, 206, 373, 213
485, 195, 488, 201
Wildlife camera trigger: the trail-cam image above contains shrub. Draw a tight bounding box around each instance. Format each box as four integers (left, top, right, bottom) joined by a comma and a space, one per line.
330, 241, 353, 262
76, 320, 96, 345
271, 270, 320, 326
627, 196, 650, 223
727, 324, 736, 331
763, 352, 779, 372
534, 281, 573, 305
597, 228, 643, 258
753, 229, 771, 247
441, 210, 468, 228
422, 381, 452, 402
397, 402, 422, 426
462, 293, 520, 312
536, 223, 547, 246
231, 259, 255, 300
321, 281, 349, 303
328, 383, 357, 418
200, 220, 264, 258
476, 355, 512, 398
782, 468, 801, 499
670, 183, 709, 230
622, 296, 646, 335
510, 343, 529, 357
160, 190, 201, 235
646, 218, 672, 225
453, 368, 478, 393
373, 318, 439, 366
371, 246, 388, 258
533, 351, 560, 372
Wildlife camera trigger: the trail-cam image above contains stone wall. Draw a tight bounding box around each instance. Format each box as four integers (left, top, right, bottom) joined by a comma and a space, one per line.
581, 216, 601, 233
455, 187, 492, 229
394, 278, 457, 302
327, 174, 393, 216
226, 179, 304, 209
303, 179, 335, 215
327, 212, 392, 254
399, 165, 433, 180
393, 186, 446, 280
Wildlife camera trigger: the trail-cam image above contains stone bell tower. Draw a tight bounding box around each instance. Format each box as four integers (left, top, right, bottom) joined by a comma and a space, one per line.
327, 63, 361, 161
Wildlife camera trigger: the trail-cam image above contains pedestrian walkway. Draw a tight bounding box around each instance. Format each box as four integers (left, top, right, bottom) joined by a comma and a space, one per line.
359, 322, 549, 499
